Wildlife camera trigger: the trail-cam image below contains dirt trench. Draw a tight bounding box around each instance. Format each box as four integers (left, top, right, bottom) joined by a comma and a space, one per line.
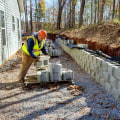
48, 33, 120, 56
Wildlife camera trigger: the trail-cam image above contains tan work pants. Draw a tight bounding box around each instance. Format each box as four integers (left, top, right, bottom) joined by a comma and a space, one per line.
18, 51, 34, 81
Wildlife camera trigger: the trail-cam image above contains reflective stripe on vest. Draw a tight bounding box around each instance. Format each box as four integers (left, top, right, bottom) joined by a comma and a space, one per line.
22, 36, 44, 56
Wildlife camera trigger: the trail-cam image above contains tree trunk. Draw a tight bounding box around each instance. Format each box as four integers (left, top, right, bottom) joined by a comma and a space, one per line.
119, 0, 120, 20
97, 0, 99, 23
64, 4, 67, 28
112, 0, 115, 19
98, 0, 105, 23
69, 0, 72, 28
94, 0, 97, 24
72, 0, 76, 28
25, 0, 28, 32
79, 0, 85, 27
35, 0, 37, 32
30, 0, 32, 32
57, 0, 66, 29
91, 0, 93, 24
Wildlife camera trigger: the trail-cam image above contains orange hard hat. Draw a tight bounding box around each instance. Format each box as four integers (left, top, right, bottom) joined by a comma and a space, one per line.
38, 30, 47, 40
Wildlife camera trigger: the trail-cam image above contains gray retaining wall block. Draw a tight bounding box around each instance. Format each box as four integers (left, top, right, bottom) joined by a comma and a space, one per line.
76, 44, 88, 49
111, 88, 120, 100
102, 71, 110, 82
62, 70, 74, 80
69, 40, 74, 44
102, 60, 108, 71
110, 76, 118, 89
37, 70, 49, 82
113, 67, 120, 80
96, 57, 102, 67
105, 82, 112, 93
107, 63, 114, 75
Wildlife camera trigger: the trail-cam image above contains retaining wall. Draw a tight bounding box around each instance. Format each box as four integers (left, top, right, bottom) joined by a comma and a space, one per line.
58, 38, 120, 101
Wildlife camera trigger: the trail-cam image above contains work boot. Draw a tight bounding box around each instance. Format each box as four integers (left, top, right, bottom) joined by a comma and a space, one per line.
18, 79, 25, 83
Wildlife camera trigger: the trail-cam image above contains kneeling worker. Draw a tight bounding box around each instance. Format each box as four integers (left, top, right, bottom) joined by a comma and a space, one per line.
18, 30, 48, 83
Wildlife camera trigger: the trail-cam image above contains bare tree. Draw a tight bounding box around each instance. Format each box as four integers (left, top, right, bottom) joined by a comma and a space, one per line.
98, 0, 106, 23
30, 0, 32, 32
79, 0, 85, 27
25, 0, 28, 32
112, 0, 115, 19
57, 0, 66, 29
119, 0, 120, 20
94, 0, 97, 24
91, 0, 93, 24
72, 0, 76, 28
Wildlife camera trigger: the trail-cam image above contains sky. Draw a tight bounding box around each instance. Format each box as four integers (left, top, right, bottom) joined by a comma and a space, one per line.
45, 0, 58, 8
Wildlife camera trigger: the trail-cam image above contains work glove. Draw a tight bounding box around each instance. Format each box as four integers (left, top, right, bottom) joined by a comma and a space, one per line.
34, 57, 39, 62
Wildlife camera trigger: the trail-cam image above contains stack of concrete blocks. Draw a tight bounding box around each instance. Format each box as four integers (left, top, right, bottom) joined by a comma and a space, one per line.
52, 49, 61, 57
36, 55, 50, 82
36, 55, 50, 69
48, 47, 53, 56
59, 38, 120, 101
45, 39, 62, 57
49, 63, 62, 81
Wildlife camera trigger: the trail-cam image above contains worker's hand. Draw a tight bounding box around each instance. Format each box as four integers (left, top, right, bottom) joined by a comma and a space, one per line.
34, 57, 39, 62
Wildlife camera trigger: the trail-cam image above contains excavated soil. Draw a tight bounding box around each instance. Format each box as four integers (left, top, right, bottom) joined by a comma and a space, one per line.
53, 22, 120, 56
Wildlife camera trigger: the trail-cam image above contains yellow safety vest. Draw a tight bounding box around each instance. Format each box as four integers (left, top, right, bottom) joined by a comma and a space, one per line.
22, 36, 44, 56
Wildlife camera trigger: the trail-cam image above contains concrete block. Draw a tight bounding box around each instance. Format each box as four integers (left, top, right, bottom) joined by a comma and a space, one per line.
52, 49, 61, 56
93, 56, 97, 64
99, 78, 105, 87
69, 40, 73, 44
96, 57, 103, 67
62, 70, 74, 80
76, 44, 88, 49
102, 60, 108, 71
105, 82, 112, 93
108, 63, 114, 75
102, 71, 110, 82
48, 47, 52, 52
89, 55, 94, 63
48, 51, 52, 56
95, 75, 100, 82
36, 61, 42, 67
39, 55, 50, 61
88, 69, 91, 75
110, 76, 118, 89
55, 38, 62, 46
113, 66, 120, 80
37, 70, 49, 82
118, 81, 120, 90
91, 71, 96, 78
111, 88, 120, 100
36, 56, 50, 68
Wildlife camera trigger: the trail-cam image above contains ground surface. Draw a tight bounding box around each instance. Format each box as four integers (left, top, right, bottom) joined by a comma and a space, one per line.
0, 47, 120, 120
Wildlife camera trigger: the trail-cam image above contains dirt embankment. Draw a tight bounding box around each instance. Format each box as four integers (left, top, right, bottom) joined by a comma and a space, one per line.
58, 22, 120, 56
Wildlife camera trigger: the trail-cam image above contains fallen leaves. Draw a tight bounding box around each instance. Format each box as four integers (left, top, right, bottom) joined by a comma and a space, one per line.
67, 85, 85, 91
67, 85, 85, 96
105, 104, 116, 109
48, 100, 52, 104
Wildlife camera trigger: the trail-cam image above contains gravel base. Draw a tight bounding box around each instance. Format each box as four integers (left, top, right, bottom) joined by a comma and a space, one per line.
0, 47, 120, 120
